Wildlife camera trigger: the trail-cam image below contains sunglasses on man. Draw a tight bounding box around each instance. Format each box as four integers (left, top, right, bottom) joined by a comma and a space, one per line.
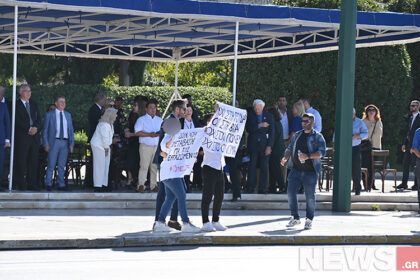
301, 119, 312, 123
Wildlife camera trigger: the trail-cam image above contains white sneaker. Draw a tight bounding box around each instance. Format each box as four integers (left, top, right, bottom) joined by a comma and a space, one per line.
212, 221, 227, 231
201, 222, 216, 232
304, 218, 312, 230
153, 221, 172, 232
286, 217, 301, 228
181, 222, 201, 233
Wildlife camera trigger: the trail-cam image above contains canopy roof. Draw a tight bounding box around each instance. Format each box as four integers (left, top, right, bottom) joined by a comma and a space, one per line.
0, 0, 419, 62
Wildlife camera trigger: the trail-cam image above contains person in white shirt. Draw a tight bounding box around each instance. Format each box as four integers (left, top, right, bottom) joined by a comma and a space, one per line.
134, 100, 162, 193
200, 114, 228, 232
90, 108, 117, 192
299, 96, 322, 133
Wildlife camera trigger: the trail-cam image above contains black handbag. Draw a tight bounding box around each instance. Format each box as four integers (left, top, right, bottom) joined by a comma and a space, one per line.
360, 121, 377, 152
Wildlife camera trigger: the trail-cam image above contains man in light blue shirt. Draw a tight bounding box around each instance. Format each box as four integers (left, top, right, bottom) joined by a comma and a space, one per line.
352, 108, 368, 195
299, 96, 322, 132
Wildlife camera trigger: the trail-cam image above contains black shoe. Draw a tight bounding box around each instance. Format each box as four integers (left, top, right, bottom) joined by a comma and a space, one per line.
371, 186, 378, 190
103, 186, 112, 192
167, 220, 182, 231
94, 187, 102, 193
355, 191, 361, 195
411, 185, 418, 191
231, 196, 241, 202
46, 186, 52, 192
396, 183, 408, 189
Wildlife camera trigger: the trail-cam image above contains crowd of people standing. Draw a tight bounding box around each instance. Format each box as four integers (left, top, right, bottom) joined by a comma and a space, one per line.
0, 83, 419, 227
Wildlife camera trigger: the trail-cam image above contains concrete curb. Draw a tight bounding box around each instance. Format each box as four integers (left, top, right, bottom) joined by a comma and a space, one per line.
2, 234, 420, 250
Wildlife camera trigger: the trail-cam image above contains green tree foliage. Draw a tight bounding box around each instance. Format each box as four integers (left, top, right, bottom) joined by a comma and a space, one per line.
145, 61, 232, 88
2, 85, 231, 132
274, 0, 384, 11
238, 0, 414, 166
386, 0, 420, 101
0, 54, 144, 86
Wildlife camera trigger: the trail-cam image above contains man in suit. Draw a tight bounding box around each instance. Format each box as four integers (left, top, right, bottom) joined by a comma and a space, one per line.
276, 95, 293, 186
86, 93, 106, 187
0, 97, 11, 188
0, 86, 11, 189
0, 86, 12, 117
397, 100, 420, 190
13, 84, 41, 191
43, 96, 74, 191
88, 93, 106, 142
246, 99, 274, 194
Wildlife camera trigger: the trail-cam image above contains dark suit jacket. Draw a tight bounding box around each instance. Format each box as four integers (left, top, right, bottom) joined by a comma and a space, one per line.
1, 99, 12, 118
15, 99, 41, 145
246, 110, 274, 153
88, 104, 102, 141
0, 103, 11, 144
404, 114, 420, 147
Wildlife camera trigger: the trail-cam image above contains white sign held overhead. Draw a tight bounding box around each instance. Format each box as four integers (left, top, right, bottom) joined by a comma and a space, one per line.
202, 102, 247, 158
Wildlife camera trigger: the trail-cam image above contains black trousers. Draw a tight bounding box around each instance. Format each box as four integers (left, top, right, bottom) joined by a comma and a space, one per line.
269, 154, 285, 192
402, 150, 418, 186
201, 165, 225, 223
225, 156, 241, 198
352, 145, 362, 193
192, 154, 203, 188
13, 137, 39, 188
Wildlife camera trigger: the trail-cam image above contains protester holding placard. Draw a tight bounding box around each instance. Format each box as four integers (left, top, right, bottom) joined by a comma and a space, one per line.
200, 114, 227, 232
153, 127, 202, 233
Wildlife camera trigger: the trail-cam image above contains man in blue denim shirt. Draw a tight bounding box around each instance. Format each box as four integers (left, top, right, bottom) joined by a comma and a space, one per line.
281, 113, 326, 230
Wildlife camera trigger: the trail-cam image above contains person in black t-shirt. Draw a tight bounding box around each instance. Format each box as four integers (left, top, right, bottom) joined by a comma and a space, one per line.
281, 113, 326, 230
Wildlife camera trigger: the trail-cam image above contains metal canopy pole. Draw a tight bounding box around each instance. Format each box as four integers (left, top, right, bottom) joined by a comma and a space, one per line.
232, 21, 239, 106
332, 0, 357, 212
9, 5, 18, 192
162, 49, 182, 118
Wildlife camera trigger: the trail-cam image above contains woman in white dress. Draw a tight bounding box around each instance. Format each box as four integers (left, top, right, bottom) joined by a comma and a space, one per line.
90, 108, 118, 192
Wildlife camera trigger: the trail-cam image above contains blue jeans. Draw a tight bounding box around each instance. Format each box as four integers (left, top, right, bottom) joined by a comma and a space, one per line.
287, 169, 317, 220
158, 178, 189, 223
45, 140, 69, 187
155, 180, 178, 222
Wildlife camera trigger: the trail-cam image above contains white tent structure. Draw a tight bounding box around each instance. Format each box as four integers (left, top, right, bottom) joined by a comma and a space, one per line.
0, 0, 420, 193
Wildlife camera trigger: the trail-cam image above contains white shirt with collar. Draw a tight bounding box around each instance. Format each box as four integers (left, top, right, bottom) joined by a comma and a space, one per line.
96, 103, 102, 111
411, 112, 419, 129
55, 109, 68, 139
278, 108, 289, 139
135, 113, 163, 146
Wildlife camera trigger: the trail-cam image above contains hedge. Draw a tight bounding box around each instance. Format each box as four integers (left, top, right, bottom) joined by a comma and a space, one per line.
4, 85, 232, 132
236, 45, 413, 166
